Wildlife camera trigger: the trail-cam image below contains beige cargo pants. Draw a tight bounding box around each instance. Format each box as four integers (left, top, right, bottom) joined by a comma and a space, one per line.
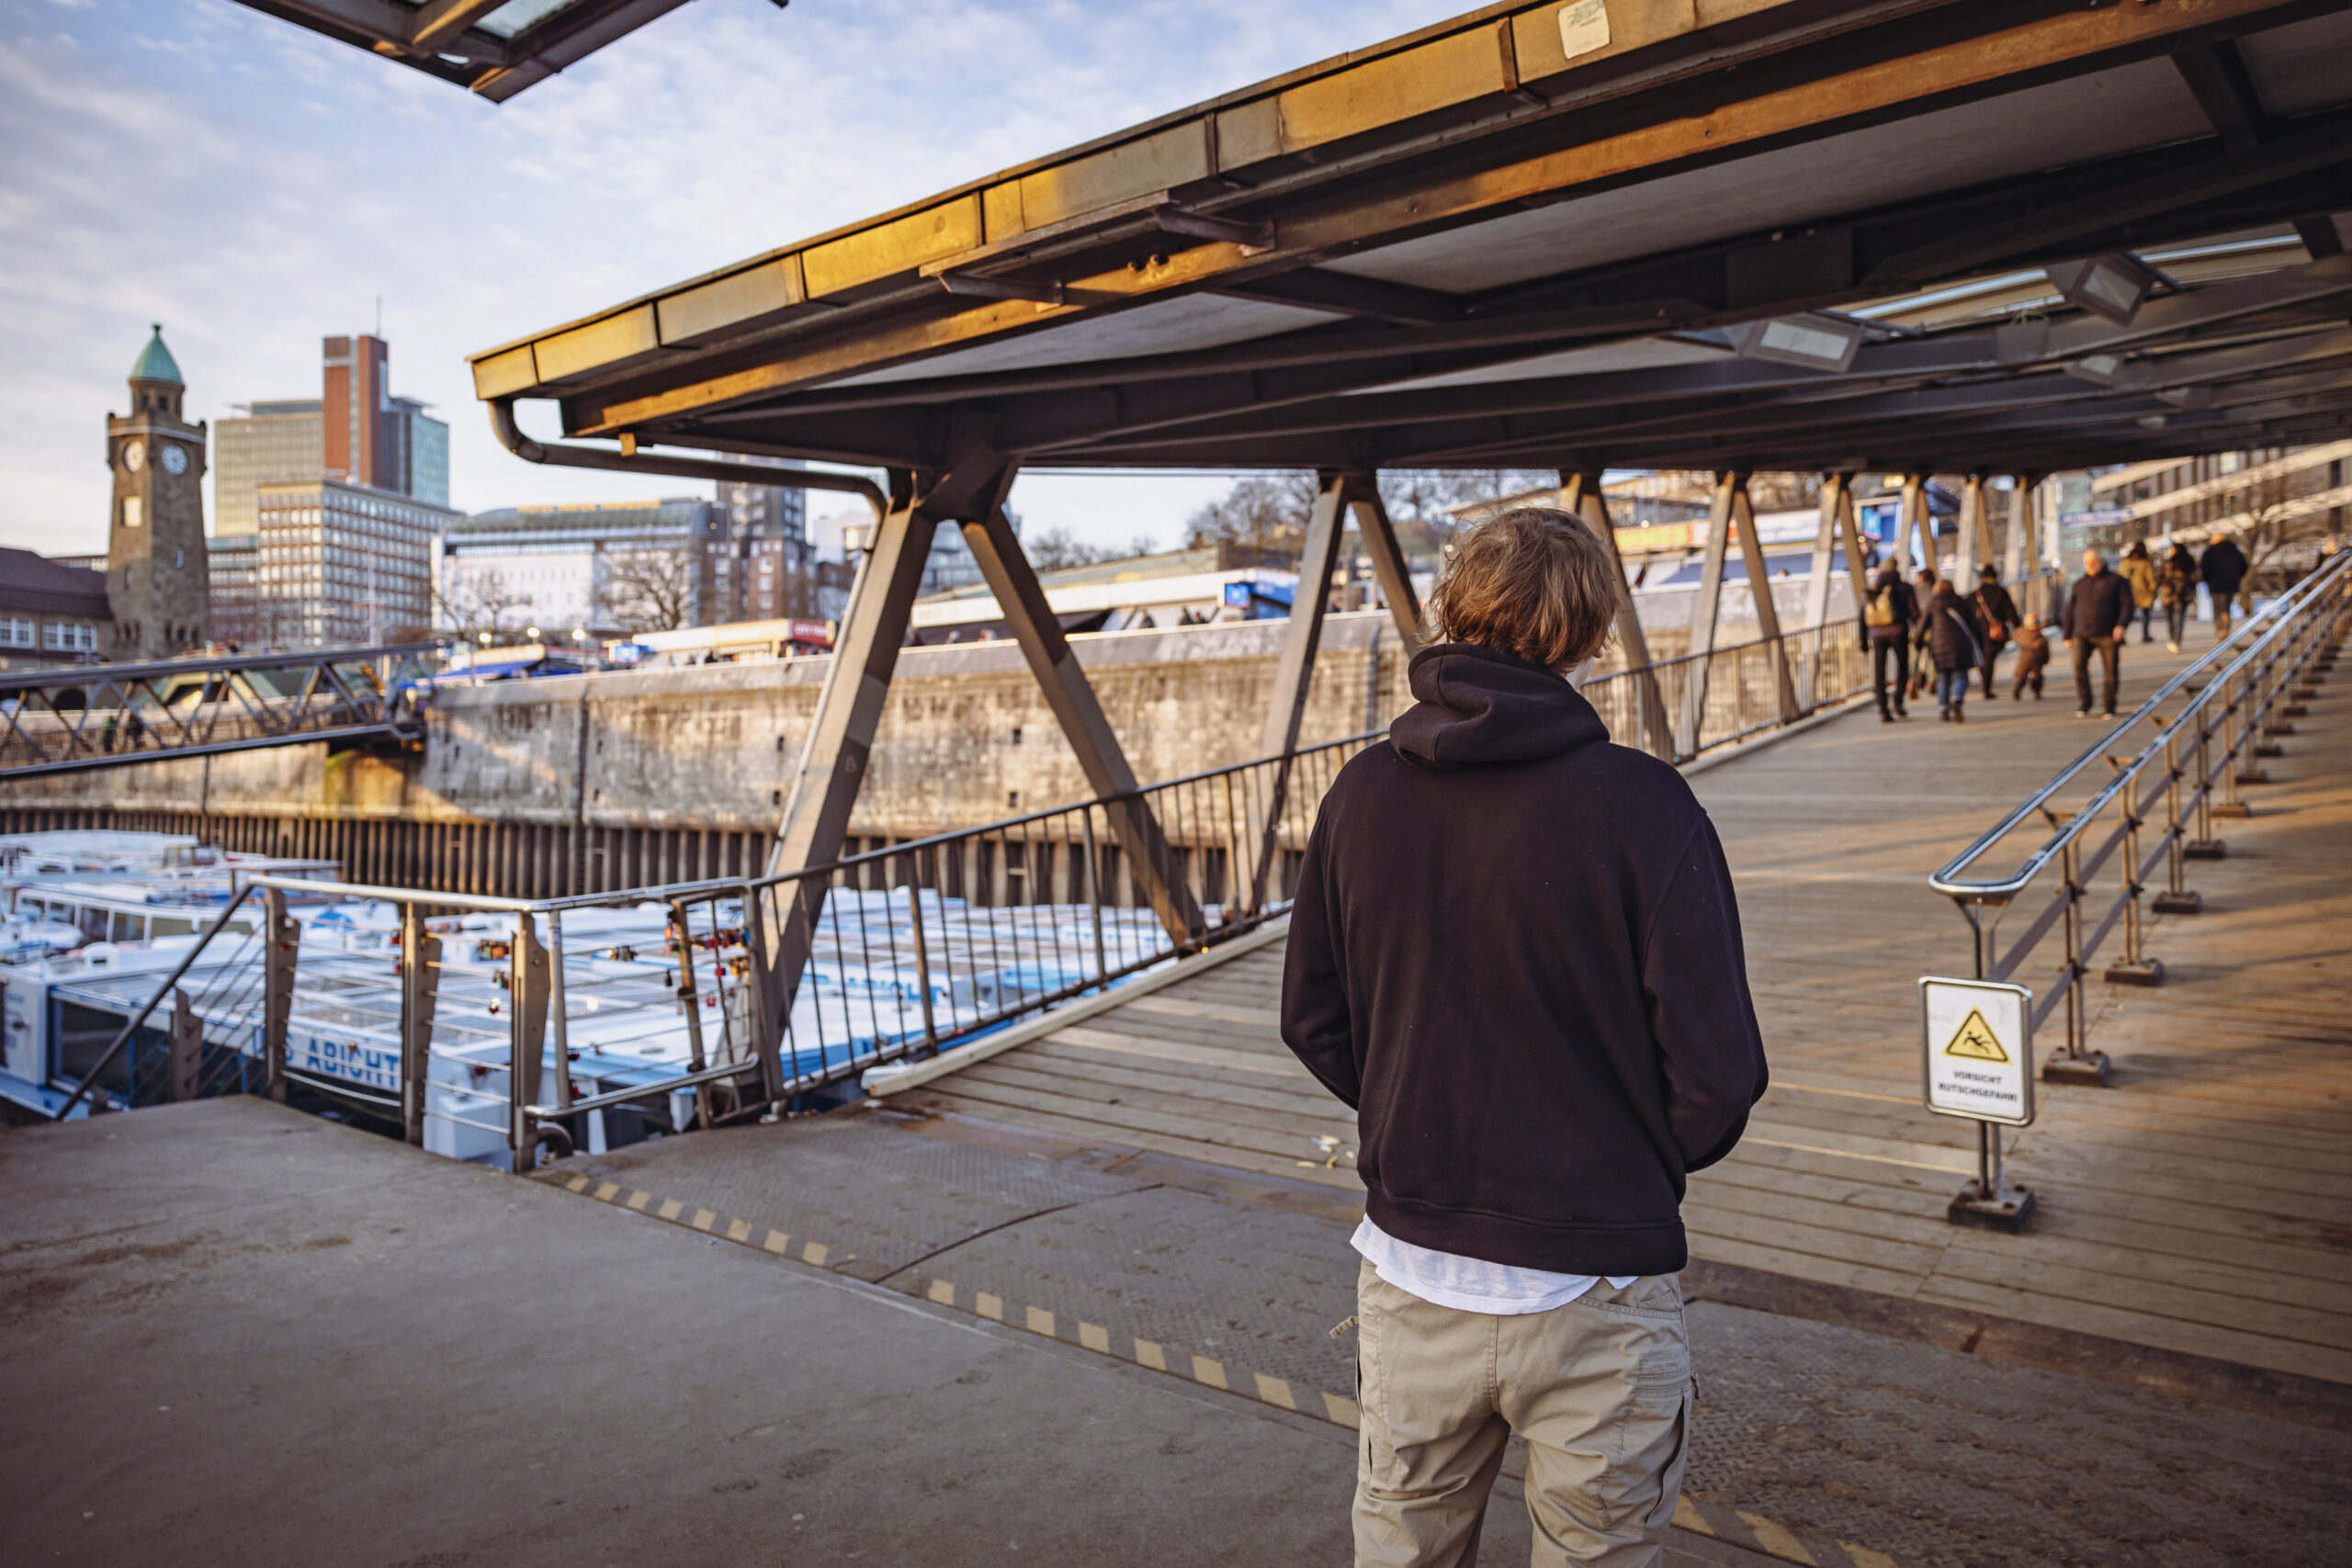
1352, 1258, 1692, 1568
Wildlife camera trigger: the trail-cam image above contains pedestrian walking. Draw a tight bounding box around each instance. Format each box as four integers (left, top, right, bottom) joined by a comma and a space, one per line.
1908, 568, 1940, 702
1923, 581, 1986, 722
2011, 615, 2050, 700
2063, 548, 2132, 718
2157, 543, 2199, 651
2120, 541, 2158, 643
1283, 505, 1767, 1568
2200, 534, 2248, 639
1859, 563, 1919, 722
1969, 565, 2018, 698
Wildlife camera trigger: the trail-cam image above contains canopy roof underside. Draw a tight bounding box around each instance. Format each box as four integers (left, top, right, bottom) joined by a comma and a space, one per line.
470, 0, 2352, 476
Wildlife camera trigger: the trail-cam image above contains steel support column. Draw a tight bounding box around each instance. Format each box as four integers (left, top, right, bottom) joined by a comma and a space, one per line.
1675, 471, 1746, 759
756, 466, 963, 1033
1563, 471, 1669, 757
1730, 478, 1803, 723
1250, 470, 1358, 906
959, 505, 1202, 943
1344, 483, 1425, 649
1798, 474, 1867, 708
1901, 474, 1934, 578
1957, 474, 1995, 583
2003, 474, 2033, 584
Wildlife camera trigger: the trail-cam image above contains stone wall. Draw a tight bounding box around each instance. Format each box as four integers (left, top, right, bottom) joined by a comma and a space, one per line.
0, 613, 1414, 840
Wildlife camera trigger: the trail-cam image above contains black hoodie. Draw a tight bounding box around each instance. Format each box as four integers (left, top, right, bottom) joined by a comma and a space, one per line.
1281, 642, 1768, 1277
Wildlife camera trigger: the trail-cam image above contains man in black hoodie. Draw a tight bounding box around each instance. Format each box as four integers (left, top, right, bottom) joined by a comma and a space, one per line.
1283, 507, 1768, 1568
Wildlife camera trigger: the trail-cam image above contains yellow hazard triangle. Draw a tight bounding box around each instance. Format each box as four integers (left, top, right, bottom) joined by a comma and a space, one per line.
1943, 1008, 2009, 1063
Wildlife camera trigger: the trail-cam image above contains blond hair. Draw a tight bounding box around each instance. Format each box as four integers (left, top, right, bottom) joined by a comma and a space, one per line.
1430, 506, 1623, 671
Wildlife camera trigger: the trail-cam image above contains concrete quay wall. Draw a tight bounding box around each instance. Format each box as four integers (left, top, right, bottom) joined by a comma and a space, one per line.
0, 614, 1413, 840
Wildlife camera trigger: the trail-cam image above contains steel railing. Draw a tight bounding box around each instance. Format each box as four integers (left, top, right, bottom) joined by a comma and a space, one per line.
48, 728, 1385, 1168
1928, 549, 2349, 1079
46, 570, 2071, 1154
0, 643, 436, 779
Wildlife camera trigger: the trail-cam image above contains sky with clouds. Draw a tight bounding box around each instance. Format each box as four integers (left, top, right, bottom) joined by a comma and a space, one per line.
0, 0, 1466, 555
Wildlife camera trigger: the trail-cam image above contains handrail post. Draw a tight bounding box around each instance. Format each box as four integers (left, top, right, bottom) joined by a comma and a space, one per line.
262, 886, 296, 1103
905, 869, 938, 1055
507, 910, 550, 1172
2151, 733, 2200, 915
668, 901, 713, 1128
740, 883, 786, 1106
2215, 666, 2251, 816
399, 898, 441, 1146
1082, 807, 1109, 984
548, 910, 574, 1119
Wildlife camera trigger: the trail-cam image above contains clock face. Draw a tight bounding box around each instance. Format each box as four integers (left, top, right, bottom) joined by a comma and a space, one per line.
121, 438, 145, 472
159, 442, 188, 475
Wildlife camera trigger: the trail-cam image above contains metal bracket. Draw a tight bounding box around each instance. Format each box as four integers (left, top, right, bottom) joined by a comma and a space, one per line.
934, 271, 1065, 306
1153, 205, 1274, 254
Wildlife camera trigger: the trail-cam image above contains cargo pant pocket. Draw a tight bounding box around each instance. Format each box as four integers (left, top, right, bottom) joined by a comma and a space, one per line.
1639, 1384, 1693, 1529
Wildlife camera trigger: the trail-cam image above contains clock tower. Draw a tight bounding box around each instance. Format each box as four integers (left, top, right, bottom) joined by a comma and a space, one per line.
106, 324, 211, 660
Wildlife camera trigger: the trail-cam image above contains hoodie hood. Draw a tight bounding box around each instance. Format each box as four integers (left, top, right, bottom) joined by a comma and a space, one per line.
1390, 642, 1611, 769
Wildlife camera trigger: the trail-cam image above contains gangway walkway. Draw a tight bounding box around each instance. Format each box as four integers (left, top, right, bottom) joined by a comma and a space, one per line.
881, 628, 2352, 1393
0, 643, 435, 779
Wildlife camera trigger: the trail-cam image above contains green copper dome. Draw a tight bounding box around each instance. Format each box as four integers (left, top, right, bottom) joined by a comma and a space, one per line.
130, 323, 183, 386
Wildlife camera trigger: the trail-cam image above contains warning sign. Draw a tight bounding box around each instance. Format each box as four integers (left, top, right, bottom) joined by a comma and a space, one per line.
1942, 1010, 2008, 1063
1919, 977, 2034, 1126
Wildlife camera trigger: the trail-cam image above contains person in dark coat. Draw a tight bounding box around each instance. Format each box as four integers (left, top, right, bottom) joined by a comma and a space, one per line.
1282, 505, 1765, 1566
2010, 615, 2051, 700
1908, 568, 1941, 701
1858, 564, 1920, 722
1969, 565, 2019, 698
2120, 540, 2158, 643
2062, 548, 2133, 718
2157, 543, 2199, 651
2200, 535, 2249, 638
1923, 581, 1986, 722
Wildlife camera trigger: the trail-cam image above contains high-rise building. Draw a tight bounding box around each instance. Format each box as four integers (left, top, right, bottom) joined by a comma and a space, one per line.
105, 326, 211, 659
211, 399, 323, 537
712, 463, 829, 624
206, 533, 259, 649
215, 336, 447, 539
254, 478, 454, 646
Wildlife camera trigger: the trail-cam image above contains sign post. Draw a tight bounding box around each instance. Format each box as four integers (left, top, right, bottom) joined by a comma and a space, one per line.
1919, 976, 2037, 1232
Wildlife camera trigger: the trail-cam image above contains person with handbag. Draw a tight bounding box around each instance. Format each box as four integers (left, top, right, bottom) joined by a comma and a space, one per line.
1969, 566, 2019, 698
1923, 581, 1987, 723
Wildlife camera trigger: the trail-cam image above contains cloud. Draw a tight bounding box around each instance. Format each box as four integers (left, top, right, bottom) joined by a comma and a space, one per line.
0, 0, 1460, 552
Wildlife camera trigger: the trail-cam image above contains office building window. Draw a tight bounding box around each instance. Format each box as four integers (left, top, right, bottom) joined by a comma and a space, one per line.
43, 622, 96, 652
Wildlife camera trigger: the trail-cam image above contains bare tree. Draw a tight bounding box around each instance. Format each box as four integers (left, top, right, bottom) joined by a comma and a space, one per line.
433, 569, 533, 644
596, 544, 699, 633
1183, 473, 1321, 556
1026, 525, 1159, 570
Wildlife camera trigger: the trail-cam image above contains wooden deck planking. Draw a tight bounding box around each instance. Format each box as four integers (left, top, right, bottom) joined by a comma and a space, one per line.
907, 637, 2352, 1382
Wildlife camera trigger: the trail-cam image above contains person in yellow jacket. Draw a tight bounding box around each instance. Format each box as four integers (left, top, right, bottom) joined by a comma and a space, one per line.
2120, 539, 2159, 643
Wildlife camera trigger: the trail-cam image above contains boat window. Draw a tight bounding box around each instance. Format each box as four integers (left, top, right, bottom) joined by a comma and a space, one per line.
152, 917, 194, 938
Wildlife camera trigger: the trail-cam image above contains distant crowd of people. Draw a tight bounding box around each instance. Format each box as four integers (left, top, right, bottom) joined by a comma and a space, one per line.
1859, 535, 2248, 724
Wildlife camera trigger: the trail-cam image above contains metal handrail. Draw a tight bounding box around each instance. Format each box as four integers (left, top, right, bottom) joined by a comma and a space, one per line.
0, 641, 438, 692
50, 883, 263, 1121
1932, 551, 2350, 900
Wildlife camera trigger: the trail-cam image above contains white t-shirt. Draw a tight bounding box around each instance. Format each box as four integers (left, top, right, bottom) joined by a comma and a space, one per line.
1352, 1215, 1637, 1316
